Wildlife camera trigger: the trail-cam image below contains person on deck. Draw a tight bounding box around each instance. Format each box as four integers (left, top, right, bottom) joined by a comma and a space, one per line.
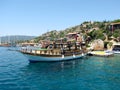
53, 41, 57, 49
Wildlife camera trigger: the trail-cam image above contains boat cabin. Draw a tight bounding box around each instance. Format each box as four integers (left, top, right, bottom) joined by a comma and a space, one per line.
113, 45, 120, 51
21, 41, 87, 57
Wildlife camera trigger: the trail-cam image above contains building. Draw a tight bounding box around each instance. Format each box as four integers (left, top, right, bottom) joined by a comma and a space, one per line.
110, 22, 120, 32
66, 32, 84, 43
66, 32, 79, 41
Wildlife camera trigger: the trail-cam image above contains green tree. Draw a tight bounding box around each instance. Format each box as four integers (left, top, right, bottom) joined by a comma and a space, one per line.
88, 30, 105, 40
112, 19, 120, 23
113, 29, 120, 38
59, 32, 65, 38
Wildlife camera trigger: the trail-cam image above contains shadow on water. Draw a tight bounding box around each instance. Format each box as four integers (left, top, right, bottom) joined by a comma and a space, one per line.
23, 56, 89, 73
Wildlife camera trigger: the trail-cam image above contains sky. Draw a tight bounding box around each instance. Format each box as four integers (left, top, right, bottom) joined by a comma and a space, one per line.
0, 0, 120, 36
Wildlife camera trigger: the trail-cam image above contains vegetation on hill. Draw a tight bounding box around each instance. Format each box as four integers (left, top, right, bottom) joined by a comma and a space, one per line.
34, 19, 120, 44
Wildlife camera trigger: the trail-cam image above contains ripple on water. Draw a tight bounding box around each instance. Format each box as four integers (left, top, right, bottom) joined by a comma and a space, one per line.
0, 47, 120, 90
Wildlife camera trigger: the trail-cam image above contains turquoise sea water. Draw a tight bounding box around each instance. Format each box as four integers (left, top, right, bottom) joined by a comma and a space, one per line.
0, 47, 120, 90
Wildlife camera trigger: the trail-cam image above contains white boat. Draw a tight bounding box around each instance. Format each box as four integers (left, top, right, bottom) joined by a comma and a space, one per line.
88, 51, 114, 57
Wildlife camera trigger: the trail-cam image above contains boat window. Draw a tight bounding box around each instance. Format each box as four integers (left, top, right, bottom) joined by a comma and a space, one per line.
49, 45, 53, 49
114, 45, 120, 48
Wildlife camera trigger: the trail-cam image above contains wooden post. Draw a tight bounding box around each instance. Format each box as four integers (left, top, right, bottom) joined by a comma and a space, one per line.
112, 25, 114, 33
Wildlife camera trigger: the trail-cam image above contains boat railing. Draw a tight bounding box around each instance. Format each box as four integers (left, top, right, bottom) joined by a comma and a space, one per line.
21, 48, 62, 55
21, 46, 86, 56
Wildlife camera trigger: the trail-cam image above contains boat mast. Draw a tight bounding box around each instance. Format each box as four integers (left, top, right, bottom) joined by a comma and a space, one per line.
8, 36, 10, 44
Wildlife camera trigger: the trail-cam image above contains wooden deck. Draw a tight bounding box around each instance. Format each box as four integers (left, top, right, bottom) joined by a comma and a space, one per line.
20, 48, 85, 57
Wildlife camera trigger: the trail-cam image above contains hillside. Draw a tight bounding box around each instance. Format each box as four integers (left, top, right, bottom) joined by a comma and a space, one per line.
0, 35, 36, 43
34, 19, 120, 43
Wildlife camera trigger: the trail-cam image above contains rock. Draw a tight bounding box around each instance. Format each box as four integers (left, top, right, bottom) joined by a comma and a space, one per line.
91, 39, 104, 51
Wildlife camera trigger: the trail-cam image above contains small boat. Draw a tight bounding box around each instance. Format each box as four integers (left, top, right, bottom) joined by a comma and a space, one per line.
88, 51, 114, 57
20, 43, 86, 62
112, 43, 120, 54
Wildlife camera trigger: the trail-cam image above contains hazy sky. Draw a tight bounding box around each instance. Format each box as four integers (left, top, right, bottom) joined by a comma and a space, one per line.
0, 0, 120, 36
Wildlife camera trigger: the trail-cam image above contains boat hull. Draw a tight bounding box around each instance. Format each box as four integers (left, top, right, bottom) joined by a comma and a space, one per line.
23, 53, 85, 62
113, 51, 120, 54
106, 50, 120, 54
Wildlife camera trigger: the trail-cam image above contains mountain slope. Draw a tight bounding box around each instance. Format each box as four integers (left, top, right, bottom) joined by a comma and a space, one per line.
34, 19, 120, 42
0, 35, 36, 43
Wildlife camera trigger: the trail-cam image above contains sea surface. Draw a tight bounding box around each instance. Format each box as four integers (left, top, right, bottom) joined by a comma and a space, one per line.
0, 47, 120, 90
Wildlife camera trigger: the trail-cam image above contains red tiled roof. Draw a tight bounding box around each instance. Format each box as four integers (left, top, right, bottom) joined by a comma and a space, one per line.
111, 22, 120, 25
